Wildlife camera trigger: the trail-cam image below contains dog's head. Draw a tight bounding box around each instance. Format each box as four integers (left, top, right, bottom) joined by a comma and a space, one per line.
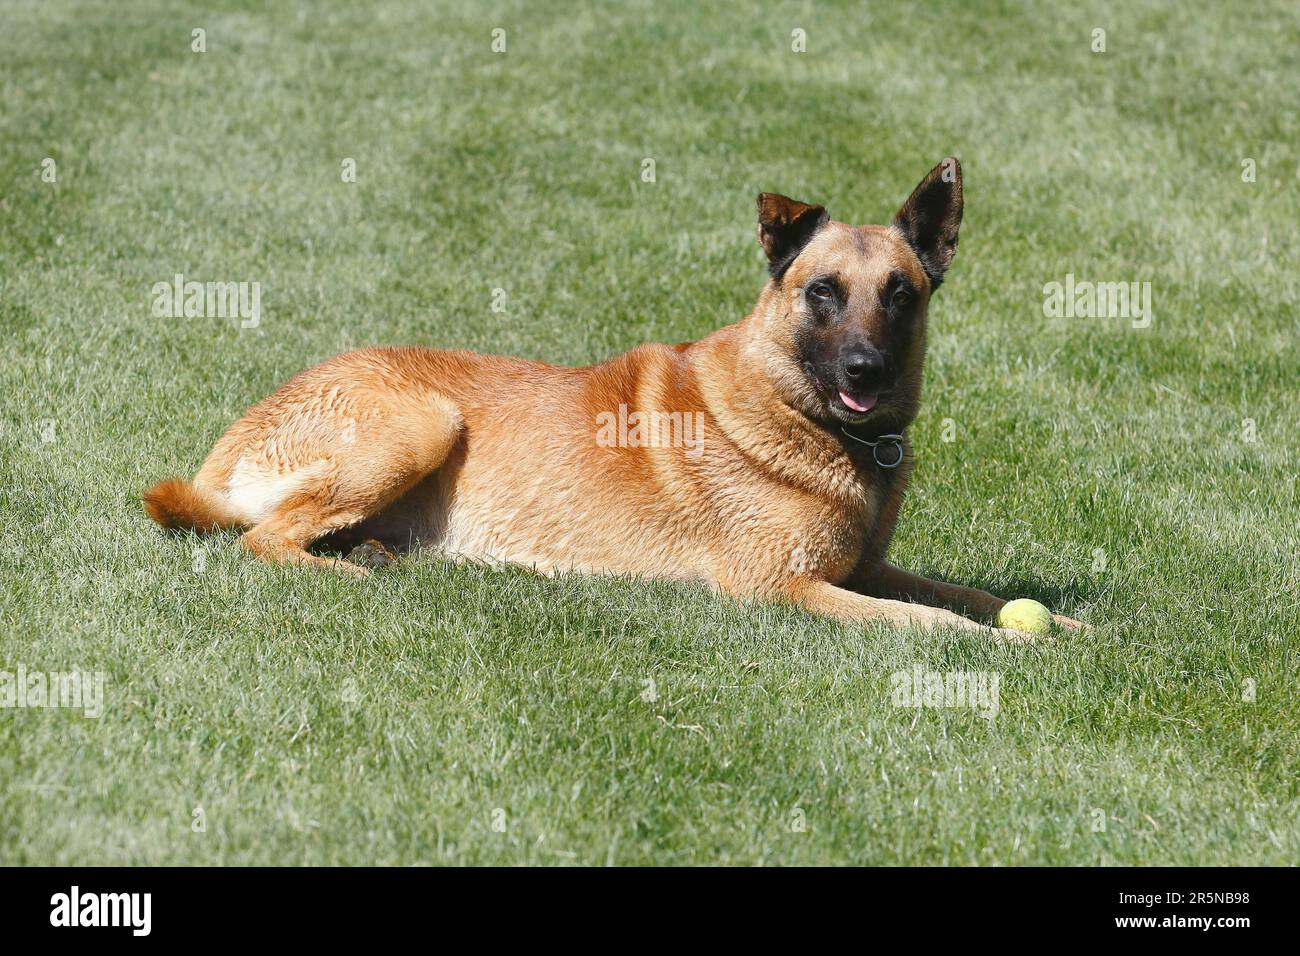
752, 158, 962, 432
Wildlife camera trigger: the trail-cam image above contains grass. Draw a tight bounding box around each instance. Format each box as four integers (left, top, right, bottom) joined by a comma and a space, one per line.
1, 0, 1297, 865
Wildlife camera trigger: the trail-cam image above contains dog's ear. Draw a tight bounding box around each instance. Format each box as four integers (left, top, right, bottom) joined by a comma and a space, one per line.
757, 193, 828, 280
892, 157, 963, 290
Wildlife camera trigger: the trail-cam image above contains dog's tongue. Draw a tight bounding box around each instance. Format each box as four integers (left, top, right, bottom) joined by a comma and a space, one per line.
839, 390, 878, 413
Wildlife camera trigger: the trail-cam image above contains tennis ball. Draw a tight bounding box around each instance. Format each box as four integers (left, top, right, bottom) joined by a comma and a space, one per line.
996, 598, 1053, 635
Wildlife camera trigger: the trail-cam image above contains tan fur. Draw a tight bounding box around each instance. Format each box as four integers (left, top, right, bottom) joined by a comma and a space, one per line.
142, 478, 242, 531
143, 160, 1081, 639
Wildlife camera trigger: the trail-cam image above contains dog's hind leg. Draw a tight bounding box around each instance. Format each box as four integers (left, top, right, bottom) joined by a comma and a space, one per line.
239, 396, 463, 576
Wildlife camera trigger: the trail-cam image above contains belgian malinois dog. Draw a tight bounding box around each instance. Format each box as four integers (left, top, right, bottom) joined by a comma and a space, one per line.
144, 158, 1080, 640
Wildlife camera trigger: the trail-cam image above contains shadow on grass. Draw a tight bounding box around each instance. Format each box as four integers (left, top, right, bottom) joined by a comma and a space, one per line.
905, 565, 1096, 613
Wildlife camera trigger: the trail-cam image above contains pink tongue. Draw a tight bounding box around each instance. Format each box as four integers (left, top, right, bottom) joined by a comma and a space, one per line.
839, 390, 878, 413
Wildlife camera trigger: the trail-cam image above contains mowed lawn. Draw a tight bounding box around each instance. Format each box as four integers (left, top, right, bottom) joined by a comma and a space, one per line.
1, 0, 1297, 865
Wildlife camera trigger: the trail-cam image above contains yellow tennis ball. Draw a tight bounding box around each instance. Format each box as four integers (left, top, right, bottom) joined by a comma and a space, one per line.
997, 598, 1053, 634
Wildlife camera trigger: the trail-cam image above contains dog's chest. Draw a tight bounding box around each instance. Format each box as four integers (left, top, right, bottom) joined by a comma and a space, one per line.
755, 462, 888, 586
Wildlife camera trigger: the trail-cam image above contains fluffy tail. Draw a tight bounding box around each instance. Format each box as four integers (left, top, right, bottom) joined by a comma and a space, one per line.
142, 479, 242, 532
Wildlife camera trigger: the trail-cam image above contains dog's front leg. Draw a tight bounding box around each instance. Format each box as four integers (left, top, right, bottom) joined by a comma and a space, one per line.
789, 579, 1040, 642
859, 562, 1083, 632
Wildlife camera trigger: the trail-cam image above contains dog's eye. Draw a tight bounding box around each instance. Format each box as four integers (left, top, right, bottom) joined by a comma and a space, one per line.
891, 288, 911, 308
806, 283, 832, 302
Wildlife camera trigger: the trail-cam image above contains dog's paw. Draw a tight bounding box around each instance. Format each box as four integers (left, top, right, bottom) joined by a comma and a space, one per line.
346, 539, 398, 570
1052, 613, 1085, 632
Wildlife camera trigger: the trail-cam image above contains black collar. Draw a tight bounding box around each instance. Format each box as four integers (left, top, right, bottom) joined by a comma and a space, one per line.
840, 427, 906, 468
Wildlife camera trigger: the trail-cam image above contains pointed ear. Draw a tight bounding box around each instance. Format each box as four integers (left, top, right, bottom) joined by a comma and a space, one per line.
756, 193, 829, 280
892, 157, 963, 290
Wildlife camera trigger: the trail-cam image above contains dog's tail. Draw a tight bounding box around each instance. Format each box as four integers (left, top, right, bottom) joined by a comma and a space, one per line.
142, 478, 243, 533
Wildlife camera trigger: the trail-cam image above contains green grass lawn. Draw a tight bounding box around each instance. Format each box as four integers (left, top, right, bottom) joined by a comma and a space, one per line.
1, 0, 1297, 865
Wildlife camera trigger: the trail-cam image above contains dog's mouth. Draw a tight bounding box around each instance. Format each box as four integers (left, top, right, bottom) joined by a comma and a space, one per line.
836, 389, 878, 414
804, 363, 884, 422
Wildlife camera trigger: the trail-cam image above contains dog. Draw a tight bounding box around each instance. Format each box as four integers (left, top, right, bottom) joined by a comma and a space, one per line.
143, 158, 1081, 640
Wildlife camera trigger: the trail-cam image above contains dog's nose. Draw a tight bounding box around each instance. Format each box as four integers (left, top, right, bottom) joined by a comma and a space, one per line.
841, 347, 885, 384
